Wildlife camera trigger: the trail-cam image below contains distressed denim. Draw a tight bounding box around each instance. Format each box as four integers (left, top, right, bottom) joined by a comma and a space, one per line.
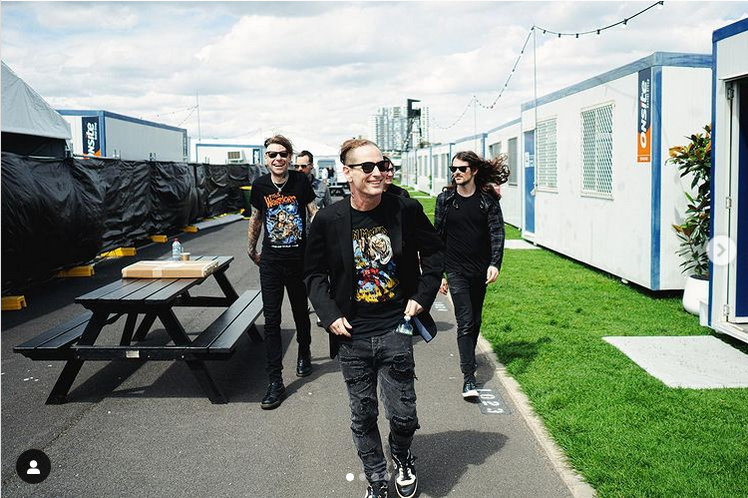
337, 329, 419, 483
259, 258, 311, 382
447, 272, 487, 379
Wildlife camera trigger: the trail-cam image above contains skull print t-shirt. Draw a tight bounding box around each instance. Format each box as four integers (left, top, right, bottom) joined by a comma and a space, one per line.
349, 204, 404, 338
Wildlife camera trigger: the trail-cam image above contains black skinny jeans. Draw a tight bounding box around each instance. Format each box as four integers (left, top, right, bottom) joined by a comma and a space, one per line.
447, 272, 488, 379
259, 257, 311, 382
338, 329, 420, 484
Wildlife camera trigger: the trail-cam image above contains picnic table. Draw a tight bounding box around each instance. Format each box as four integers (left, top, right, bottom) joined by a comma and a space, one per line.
14, 255, 263, 404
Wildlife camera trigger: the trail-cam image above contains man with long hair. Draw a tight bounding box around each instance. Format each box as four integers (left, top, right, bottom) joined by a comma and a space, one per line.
305, 138, 443, 498
434, 150, 507, 399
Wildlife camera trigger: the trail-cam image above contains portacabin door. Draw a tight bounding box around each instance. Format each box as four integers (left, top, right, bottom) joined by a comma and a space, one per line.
729, 78, 748, 322
524, 130, 536, 234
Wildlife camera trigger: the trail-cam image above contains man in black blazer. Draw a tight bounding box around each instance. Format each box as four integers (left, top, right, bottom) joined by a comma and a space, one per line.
304, 139, 443, 498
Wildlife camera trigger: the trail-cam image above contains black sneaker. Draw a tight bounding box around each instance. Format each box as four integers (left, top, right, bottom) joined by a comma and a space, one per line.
363, 481, 389, 498
296, 352, 312, 377
462, 378, 479, 399
260, 381, 286, 409
392, 451, 417, 498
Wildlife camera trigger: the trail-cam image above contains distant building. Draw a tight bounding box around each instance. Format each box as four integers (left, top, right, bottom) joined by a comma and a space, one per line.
193, 139, 263, 165
369, 104, 429, 153
58, 110, 189, 161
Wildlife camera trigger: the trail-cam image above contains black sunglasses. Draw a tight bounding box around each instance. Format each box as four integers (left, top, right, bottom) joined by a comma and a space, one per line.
266, 151, 290, 159
449, 165, 470, 173
347, 159, 391, 174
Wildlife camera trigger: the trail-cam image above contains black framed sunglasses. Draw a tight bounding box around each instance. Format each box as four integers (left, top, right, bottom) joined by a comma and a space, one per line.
266, 151, 290, 159
347, 158, 392, 174
449, 165, 470, 173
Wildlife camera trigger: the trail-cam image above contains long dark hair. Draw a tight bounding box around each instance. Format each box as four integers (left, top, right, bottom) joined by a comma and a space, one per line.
444, 150, 510, 199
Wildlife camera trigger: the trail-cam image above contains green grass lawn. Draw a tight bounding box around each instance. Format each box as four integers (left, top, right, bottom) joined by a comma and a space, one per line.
408, 190, 748, 497
485, 250, 748, 498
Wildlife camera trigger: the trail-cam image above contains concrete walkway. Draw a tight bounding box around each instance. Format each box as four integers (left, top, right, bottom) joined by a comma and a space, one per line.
1, 219, 593, 497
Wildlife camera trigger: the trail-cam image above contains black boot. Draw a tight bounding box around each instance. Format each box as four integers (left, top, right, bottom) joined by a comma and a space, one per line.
296, 352, 312, 377
261, 381, 286, 410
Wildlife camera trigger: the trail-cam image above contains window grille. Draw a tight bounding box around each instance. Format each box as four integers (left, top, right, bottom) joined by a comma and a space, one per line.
227, 151, 241, 160
581, 104, 613, 196
536, 118, 557, 189
489, 141, 502, 159
508, 137, 518, 185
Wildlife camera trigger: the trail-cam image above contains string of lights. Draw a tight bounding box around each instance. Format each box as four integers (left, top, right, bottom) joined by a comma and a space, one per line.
139, 105, 198, 121
473, 28, 534, 111
535, 1, 663, 37
176, 106, 198, 127
429, 1, 664, 131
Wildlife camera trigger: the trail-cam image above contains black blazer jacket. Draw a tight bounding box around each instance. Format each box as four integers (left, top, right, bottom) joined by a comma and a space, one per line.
304, 193, 445, 358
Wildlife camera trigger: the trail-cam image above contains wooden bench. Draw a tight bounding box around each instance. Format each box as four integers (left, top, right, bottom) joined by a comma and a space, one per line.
14, 312, 94, 361
14, 288, 264, 404
72, 290, 263, 361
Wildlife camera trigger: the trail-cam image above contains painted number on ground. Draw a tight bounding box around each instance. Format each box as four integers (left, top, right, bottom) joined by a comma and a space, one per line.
476, 387, 511, 415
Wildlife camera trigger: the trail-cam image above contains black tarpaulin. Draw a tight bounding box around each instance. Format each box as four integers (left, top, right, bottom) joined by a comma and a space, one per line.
1, 153, 104, 290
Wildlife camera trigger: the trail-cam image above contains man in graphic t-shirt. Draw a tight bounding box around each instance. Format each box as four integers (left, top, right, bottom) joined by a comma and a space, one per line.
248, 134, 317, 410
304, 139, 443, 498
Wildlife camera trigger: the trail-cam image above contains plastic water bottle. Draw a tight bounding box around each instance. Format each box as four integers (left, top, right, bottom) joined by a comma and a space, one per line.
172, 239, 183, 260
395, 315, 414, 336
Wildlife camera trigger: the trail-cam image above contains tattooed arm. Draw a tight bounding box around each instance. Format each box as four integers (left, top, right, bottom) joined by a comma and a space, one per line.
306, 201, 318, 225
247, 209, 262, 266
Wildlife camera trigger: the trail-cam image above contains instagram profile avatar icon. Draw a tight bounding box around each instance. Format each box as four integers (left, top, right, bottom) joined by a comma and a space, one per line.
27, 460, 41, 475
16, 449, 51, 484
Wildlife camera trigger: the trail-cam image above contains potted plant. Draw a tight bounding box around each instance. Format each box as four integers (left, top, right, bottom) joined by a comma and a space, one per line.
668, 125, 711, 315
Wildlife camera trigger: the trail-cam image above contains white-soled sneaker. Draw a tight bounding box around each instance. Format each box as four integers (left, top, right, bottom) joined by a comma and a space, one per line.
392, 451, 417, 498
462, 378, 479, 399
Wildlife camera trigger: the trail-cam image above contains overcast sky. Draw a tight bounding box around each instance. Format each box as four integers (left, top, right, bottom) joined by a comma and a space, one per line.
2, 1, 747, 149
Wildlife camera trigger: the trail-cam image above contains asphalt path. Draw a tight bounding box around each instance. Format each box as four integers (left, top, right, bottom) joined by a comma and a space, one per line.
1, 214, 574, 497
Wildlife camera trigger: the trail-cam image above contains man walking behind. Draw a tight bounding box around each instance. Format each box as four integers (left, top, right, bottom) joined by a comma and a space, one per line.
248, 135, 317, 410
435, 150, 508, 399
295, 150, 332, 209
304, 139, 443, 498
382, 157, 410, 198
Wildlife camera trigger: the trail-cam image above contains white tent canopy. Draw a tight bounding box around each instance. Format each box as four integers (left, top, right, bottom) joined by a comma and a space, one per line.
1, 61, 71, 140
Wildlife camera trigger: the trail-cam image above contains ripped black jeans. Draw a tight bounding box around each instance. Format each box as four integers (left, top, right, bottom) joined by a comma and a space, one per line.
338, 329, 419, 484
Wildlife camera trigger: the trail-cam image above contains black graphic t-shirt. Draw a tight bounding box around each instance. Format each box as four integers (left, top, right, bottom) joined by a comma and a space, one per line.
445, 191, 491, 277
250, 171, 315, 261
349, 204, 404, 338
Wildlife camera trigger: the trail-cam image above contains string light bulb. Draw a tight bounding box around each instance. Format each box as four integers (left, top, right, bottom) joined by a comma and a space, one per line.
622, 19, 628, 29
657, 1, 664, 10
596, 29, 601, 36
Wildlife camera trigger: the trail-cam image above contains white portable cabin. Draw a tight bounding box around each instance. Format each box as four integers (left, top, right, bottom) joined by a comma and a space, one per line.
485, 119, 522, 227
194, 140, 263, 165
59, 110, 188, 161
428, 142, 452, 196
709, 18, 748, 344
519, 52, 712, 291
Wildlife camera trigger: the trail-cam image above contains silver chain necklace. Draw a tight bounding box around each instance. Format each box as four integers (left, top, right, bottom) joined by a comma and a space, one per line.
272, 175, 289, 192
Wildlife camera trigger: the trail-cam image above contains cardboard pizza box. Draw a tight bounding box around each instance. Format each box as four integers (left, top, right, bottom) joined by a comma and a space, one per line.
122, 260, 219, 278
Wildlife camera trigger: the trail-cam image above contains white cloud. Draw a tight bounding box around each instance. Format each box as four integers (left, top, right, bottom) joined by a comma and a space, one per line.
2, 1, 747, 148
